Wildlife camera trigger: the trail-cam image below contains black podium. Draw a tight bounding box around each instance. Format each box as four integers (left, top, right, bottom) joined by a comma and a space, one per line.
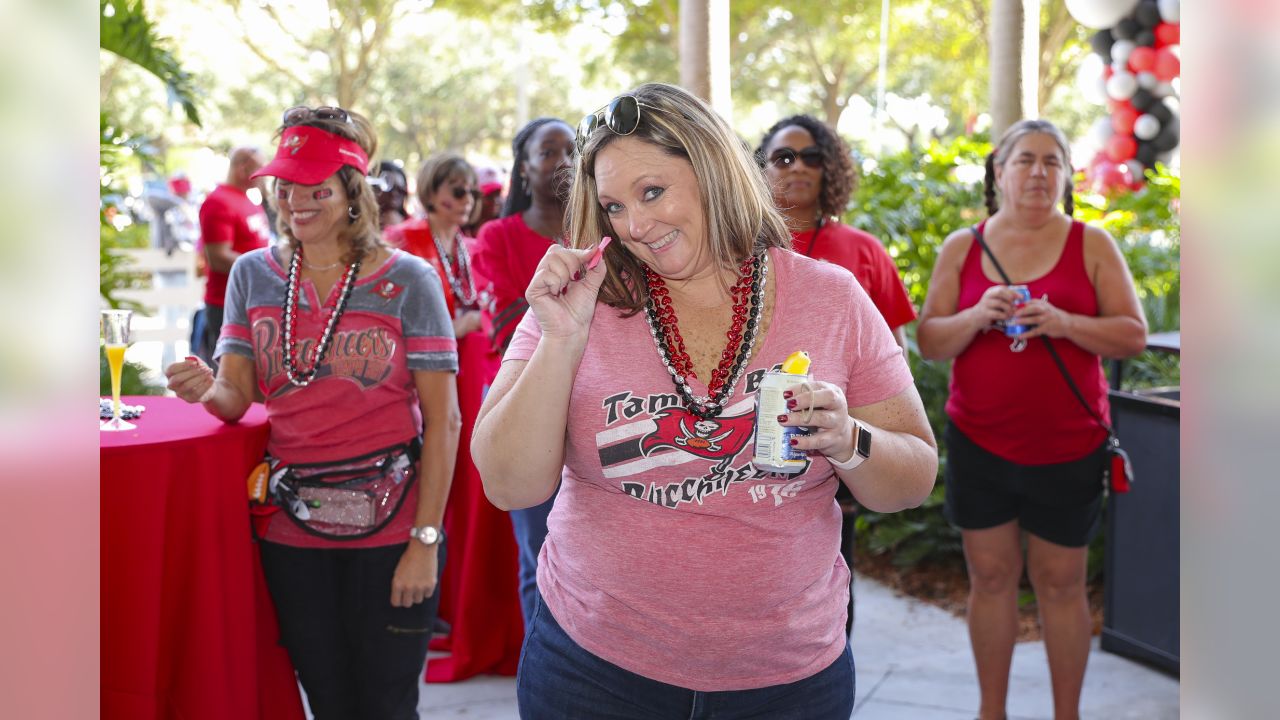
1102, 332, 1180, 674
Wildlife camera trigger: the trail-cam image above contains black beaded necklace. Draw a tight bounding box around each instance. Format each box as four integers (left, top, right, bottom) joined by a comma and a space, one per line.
281, 246, 361, 387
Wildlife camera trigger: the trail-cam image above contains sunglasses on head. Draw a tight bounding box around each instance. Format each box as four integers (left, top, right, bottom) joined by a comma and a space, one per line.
282, 105, 353, 127
449, 185, 481, 201
367, 174, 405, 194
576, 95, 655, 153
767, 146, 824, 170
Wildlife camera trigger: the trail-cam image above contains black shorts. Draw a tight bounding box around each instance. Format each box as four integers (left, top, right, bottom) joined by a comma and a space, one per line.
943, 422, 1106, 548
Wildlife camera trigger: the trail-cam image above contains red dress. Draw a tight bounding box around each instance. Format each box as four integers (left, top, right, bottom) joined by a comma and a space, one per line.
384, 218, 524, 680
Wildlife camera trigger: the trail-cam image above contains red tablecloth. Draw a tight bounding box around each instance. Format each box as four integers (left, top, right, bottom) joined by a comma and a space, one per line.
101, 397, 304, 720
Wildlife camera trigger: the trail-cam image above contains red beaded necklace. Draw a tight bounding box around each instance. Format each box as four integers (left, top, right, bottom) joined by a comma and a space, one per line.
642, 253, 765, 418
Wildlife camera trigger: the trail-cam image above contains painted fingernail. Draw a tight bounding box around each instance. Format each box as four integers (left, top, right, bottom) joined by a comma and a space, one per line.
777, 414, 788, 423
786, 399, 797, 409
572, 270, 582, 281
783, 390, 793, 399
789, 438, 799, 446
586, 236, 613, 270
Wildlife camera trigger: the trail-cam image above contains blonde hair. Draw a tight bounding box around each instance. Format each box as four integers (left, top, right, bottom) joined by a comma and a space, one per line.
567, 82, 791, 312
272, 109, 383, 266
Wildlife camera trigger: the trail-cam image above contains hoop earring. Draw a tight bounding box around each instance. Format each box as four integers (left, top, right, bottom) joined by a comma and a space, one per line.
348, 206, 359, 221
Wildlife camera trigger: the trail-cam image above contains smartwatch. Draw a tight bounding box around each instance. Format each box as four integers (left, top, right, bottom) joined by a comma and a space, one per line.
410, 525, 443, 546
827, 420, 872, 471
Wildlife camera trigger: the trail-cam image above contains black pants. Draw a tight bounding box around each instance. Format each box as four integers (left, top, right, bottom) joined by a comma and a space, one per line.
259, 539, 446, 720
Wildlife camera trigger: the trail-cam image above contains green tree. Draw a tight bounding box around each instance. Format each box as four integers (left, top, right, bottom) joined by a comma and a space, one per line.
100, 0, 202, 127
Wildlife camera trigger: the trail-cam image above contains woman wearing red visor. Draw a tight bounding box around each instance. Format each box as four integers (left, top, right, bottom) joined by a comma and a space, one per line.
165, 106, 460, 720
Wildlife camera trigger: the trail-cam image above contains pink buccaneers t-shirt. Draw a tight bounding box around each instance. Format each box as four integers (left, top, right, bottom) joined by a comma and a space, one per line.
505, 247, 912, 691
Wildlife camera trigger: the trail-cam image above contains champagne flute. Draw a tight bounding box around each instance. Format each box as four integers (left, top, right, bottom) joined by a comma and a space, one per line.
101, 309, 136, 431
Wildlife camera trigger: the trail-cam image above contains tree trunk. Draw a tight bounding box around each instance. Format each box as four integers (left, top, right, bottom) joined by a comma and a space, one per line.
679, 0, 710, 101
989, 0, 1023, 139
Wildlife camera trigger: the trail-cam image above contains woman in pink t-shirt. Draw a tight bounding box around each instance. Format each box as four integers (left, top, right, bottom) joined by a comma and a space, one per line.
472, 83, 938, 719
918, 119, 1146, 720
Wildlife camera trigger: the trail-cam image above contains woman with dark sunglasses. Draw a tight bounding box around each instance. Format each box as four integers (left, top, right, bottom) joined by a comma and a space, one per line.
757, 115, 916, 352
164, 106, 460, 719
385, 152, 512, 685
471, 118, 577, 636
472, 83, 938, 719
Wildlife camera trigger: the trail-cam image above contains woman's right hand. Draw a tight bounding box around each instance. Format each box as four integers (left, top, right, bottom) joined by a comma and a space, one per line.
525, 237, 611, 340
165, 356, 215, 404
968, 284, 1018, 331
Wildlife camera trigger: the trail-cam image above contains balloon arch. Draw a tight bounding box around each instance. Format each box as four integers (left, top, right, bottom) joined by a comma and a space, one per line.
1067, 0, 1180, 194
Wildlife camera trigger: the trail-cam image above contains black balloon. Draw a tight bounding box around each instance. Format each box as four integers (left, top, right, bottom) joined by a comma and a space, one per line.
1136, 142, 1159, 168
1131, 89, 1157, 111
1149, 100, 1174, 124
1136, 1, 1162, 28
1113, 18, 1139, 41
1091, 29, 1115, 58
1135, 30, 1156, 47
1151, 117, 1180, 152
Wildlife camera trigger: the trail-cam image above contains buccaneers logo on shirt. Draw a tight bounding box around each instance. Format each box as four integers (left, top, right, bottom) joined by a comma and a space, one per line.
640, 408, 754, 461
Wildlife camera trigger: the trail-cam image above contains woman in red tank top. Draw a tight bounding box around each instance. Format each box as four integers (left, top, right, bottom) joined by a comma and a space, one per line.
918, 120, 1147, 720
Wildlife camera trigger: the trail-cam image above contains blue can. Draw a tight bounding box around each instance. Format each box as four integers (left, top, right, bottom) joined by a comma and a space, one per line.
1004, 284, 1032, 337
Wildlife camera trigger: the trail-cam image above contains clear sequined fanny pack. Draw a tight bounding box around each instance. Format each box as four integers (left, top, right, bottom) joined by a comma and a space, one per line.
267, 438, 421, 540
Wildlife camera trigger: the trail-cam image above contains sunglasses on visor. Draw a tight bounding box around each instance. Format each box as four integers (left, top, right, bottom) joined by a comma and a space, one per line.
576, 95, 655, 153
766, 146, 824, 170
282, 105, 354, 127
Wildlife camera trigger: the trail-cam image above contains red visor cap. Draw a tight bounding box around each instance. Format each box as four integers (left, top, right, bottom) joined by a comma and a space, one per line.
251, 125, 370, 185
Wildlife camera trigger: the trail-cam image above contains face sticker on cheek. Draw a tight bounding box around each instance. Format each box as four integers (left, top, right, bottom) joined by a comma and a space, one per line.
313, 188, 334, 200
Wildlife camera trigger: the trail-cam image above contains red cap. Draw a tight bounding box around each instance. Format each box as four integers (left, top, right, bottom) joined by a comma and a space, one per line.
252, 125, 369, 185
168, 175, 191, 196
476, 166, 504, 196
479, 181, 504, 196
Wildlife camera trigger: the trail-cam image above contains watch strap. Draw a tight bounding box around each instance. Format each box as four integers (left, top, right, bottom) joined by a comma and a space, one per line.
827, 420, 871, 471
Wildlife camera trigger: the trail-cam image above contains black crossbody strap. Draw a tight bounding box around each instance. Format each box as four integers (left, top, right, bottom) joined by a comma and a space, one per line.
969, 224, 1115, 437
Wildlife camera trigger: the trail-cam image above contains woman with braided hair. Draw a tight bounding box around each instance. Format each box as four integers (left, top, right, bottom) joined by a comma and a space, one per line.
918, 119, 1146, 720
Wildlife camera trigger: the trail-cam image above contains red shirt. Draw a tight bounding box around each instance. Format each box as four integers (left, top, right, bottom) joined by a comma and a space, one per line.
198, 184, 271, 307
792, 221, 917, 330
384, 217, 483, 319
472, 213, 559, 354
946, 220, 1110, 464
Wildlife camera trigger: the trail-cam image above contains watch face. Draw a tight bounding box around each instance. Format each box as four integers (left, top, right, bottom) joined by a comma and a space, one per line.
855, 424, 872, 459
416, 526, 439, 544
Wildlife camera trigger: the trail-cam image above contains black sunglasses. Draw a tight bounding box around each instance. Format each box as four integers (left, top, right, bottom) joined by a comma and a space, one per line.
767, 146, 824, 170
450, 185, 481, 201
282, 105, 353, 127
576, 95, 655, 153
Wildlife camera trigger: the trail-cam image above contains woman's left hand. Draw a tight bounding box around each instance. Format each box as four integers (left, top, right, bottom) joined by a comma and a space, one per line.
777, 381, 859, 462
1011, 296, 1075, 340
390, 542, 438, 608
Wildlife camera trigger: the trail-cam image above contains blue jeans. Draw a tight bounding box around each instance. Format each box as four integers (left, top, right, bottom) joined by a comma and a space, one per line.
510, 490, 556, 624
516, 593, 855, 719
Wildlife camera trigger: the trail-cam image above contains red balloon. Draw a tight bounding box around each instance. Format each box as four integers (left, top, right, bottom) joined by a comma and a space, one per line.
1112, 104, 1140, 135
1107, 96, 1129, 113
1106, 134, 1138, 163
1128, 46, 1158, 73
1154, 49, 1180, 81
1091, 159, 1126, 194
1155, 22, 1180, 48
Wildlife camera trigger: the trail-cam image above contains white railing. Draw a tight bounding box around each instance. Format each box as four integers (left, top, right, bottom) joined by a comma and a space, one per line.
113, 247, 202, 374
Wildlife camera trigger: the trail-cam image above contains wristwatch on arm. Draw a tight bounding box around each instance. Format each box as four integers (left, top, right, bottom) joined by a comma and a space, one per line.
827, 419, 872, 471
409, 525, 443, 546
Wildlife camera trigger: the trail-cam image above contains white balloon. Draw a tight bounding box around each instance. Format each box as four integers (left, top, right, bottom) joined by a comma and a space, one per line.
1153, 81, 1176, 98
1134, 114, 1162, 140
1157, 0, 1180, 24
1089, 117, 1115, 147
1106, 71, 1139, 101
1137, 72, 1159, 90
1066, 0, 1142, 29
1124, 159, 1146, 182
1111, 40, 1136, 67
1077, 54, 1107, 105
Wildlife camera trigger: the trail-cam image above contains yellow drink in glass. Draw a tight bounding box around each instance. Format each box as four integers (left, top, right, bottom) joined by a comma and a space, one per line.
101, 310, 135, 431
106, 343, 127, 419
